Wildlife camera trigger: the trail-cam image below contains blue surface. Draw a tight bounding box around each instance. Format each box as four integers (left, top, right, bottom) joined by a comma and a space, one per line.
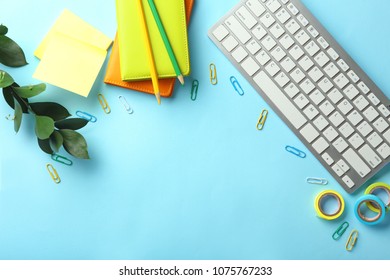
1, 0, 390, 260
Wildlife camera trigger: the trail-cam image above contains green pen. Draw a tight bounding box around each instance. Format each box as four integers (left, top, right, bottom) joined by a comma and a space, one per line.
147, 0, 185, 85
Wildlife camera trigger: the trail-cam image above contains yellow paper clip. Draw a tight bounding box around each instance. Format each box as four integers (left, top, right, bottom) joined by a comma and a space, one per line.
256, 109, 268, 130
191, 80, 199, 101
98, 93, 111, 114
5, 114, 15, 121
46, 164, 61, 184
76, 111, 97, 123
230, 76, 244, 96
306, 177, 328, 185
118, 95, 133, 114
346, 230, 358, 252
209, 63, 218, 85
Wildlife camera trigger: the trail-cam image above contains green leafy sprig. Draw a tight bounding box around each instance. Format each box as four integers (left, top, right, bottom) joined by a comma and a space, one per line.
0, 24, 90, 159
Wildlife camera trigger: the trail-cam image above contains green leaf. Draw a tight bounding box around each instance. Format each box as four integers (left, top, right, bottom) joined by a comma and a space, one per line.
55, 118, 89, 130
49, 130, 63, 153
0, 71, 14, 88
35, 115, 54, 140
13, 83, 46, 98
0, 25, 8, 36
2, 83, 29, 113
13, 97, 22, 133
30, 102, 70, 121
59, 129, 90, 159
37, 138, 54, 155
0, 35, 28, 67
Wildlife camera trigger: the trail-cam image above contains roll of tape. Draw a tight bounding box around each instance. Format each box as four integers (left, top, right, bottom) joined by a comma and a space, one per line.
314, 190, 345, 220
354, 194, 386, 226
364, 182, 390, 213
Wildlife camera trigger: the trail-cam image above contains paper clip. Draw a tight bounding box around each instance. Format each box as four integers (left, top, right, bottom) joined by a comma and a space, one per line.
118, 95, 133, 114
230, 76, 244, 96
209, 63, 218, 85
256, 109, 268, 130
332, 222, 349, 240
191, 80, 199, 101
98, 93, 111, 114
5, 114, 15, 121
76, 111, 97, 123
46, 164, 61, 184
285, 146, 306, 158
345, 230, 358, 252
51, 154, 73, 166
306, 177, 328, 185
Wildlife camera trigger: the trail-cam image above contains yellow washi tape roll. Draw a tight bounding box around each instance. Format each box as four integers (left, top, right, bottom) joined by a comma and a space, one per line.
364, 182, 390, 213
314, 190, 345, 220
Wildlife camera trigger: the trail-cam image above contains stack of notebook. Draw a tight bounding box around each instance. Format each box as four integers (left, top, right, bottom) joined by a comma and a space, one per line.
105, 0, 194, 98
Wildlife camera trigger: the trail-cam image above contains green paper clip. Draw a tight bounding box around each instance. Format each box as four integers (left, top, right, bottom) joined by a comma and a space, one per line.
332, 221, 349, 240
51, 154, 73, 166
191, 80, 199, 101
285, 146, 306, 158
76, 111, 97, 123
256, 109, 268, 130
230, 76, 244, 96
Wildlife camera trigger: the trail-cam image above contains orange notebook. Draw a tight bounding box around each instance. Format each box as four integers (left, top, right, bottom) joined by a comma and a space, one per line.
104, 0, 194, 97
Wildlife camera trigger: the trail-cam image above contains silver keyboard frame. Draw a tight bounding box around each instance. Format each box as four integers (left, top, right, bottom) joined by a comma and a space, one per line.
208, 0, 390, 193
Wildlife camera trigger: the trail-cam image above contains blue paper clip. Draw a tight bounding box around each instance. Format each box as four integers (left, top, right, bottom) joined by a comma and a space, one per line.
306, 177, 328, 185
51, 154, 73, 166
230, 76, 244, 96
191, 80, 199, 101
285, 146, 306, 158
76, 111, 97, 123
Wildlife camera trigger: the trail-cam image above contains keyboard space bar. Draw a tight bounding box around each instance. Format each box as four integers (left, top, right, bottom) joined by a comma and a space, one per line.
254, 71, 307, 129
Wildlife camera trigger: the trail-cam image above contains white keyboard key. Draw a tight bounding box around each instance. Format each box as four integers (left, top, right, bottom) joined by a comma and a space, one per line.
354, 96, 369, 111
260, 12, 276, 28
337, 159, 350, 172
313, 115, 329, 131
379, 104, 390, 117
300, 78, 315, 94
279, 34, 295, 49
261, 35, 277, 50
339, 122, 354, 138
324, 62, 339, 78
255, 50, 271, 65
343, 148, 371, 178
384, 129, 390, 143
313, 137, 329, 154
305, 41, 320, 56
318, 77, 333, 93
286, 19, 300, 34
291, 67, 305, 83
275, 72, 290, 87
289, 45, 304, 60
265, 61, 280, 76
344, 84, 359, 100
347, 110, 363, 126
328, 88, 343, 104
342, 175, 355, 189
337, 59, 349, 71
294, 93, 310, 109
338, 100, 353, 115
363, 106, 379, 122
300, 123, 319, 143
377, 143, 390, 159
295, 30, 310, 45
241, 57, 260, 76
324, 126, 339, 142
309, 89, 325, 105
317, 36, 329, 49
254, 71, 307, 129
297, 14, 309, 27
307, 25, 319, 38
246, 0, 266, 17
334, 73, 349, 89
270, 23, 285, 39
236, 6, 257, 29
271, 46, 286, 61
327, 48, 339, 60
304, 104, 319, 120
367, 132, 383, 148
329, 111, 345, 127
285, 83, 300, 98
225, 16, 251, 44
213, 25, 229, 41
332, 164, 345, 177
359, 144, 382, 168
232, 46, 248, 62
308, 66, 324, 82
287, 3, 299, 15
347, 70, 360, 83
246, 39, 261, 54
252, 24, 267, 40
298, 55, 314, 71
349, 133, 364, 149
373, 117, 389, 133
319, 100, 335, 116
275, 8, 291, 24
280, 0, 289, 4
222, 36, 239, 52
358, 81, 370, 94
333, 137, 348, 153
314, 52, 330, 67
281, 57, 296, 72
357, 121, 373, 137
266, 0, 282, 13
322, 152, 334, 165
367, 93, 380, 106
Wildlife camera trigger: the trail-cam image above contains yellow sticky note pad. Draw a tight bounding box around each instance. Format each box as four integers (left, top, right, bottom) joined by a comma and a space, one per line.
34, 33, 107, 97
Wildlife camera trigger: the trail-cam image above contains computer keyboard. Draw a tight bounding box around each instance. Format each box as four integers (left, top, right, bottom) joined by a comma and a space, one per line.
208, 0, 390, 193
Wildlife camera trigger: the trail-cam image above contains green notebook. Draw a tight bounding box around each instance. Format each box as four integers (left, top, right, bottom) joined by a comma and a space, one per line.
116, 0, 190, 81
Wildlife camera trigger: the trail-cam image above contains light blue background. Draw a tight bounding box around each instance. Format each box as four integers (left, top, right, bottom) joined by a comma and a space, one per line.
1, 0, 390, 260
